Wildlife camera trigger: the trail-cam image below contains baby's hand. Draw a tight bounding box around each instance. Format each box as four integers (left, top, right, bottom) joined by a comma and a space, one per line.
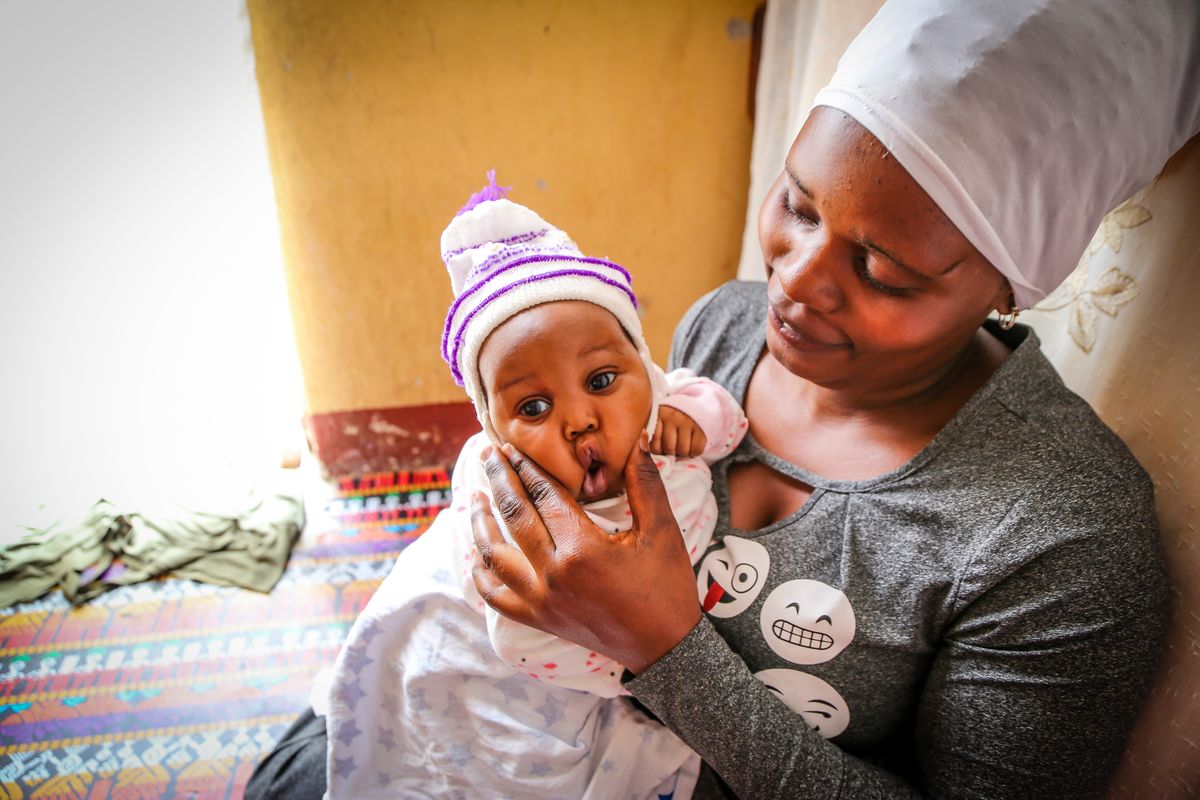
651, 406, 707, 458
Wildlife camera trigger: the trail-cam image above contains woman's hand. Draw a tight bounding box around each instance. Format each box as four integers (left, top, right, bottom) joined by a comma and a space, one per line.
470, 435, 702, 674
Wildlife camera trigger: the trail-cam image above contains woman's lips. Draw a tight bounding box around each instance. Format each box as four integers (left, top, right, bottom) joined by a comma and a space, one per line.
768, 304, 846, 351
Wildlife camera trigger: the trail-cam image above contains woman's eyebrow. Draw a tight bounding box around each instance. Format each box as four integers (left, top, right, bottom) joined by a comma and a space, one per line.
785, 165, 813, 198
858, 236, 932, 281
788, 162, 963, 278
857, 235, 965, 280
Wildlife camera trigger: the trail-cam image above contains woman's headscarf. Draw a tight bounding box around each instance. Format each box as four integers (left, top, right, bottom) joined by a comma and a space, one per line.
814, 0, 1200, 309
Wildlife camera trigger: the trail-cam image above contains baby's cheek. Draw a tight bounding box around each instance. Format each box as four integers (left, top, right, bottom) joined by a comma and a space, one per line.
516, 430, 582, 489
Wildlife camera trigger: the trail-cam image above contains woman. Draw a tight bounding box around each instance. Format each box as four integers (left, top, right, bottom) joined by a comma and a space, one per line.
468, 2, 1198, 798
248, 0, 1198, 797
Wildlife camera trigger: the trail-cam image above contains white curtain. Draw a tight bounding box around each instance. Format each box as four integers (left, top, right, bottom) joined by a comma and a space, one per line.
740, 3, 1200, 795
1023, 137, 1200, 799
736, 0, 884, 281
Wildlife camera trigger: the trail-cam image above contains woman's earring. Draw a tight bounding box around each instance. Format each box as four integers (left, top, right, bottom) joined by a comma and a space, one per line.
997, 303, 1020, 330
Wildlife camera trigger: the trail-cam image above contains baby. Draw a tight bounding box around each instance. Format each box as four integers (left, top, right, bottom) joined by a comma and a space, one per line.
320, 173, 746, 799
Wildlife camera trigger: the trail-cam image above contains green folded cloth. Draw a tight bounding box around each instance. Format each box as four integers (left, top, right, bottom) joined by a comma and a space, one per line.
0, 491, 304, 608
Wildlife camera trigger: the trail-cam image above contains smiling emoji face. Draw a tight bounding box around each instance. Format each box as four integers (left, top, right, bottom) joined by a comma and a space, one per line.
695, 537, 770, 618
759, 579, 855, 665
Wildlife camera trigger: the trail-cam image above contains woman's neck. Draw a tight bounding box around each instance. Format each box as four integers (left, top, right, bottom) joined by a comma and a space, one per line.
769, 329, 1005, 418
745, 328, 1011, 482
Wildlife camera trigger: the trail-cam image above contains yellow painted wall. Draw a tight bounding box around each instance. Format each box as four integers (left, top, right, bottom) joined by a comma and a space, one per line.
248, 0, 759, 414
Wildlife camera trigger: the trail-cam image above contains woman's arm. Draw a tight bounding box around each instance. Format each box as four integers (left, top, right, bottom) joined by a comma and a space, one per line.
911, 475, 1168, 798
626, 619, 922, 800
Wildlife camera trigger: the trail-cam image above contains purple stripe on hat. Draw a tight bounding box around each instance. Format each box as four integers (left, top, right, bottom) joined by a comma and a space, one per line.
441, 254, 635, 362
465, 240, 579, 284
445, 268, 640, 385
441, 228, 551, 262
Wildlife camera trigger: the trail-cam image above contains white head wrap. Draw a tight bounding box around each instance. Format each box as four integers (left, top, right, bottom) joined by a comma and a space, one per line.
813, 0, 1200, 309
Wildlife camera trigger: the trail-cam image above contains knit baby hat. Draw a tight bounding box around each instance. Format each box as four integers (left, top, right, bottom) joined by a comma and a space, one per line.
441, 171, 665, 443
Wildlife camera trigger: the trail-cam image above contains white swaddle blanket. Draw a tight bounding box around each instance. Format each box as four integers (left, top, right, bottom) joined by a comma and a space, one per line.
319, 512, 699, 799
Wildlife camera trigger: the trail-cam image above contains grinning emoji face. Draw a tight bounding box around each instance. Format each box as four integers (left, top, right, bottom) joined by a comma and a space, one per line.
759, 579, 855, 665
755, 668, 850, 739
695, 537, 770, 618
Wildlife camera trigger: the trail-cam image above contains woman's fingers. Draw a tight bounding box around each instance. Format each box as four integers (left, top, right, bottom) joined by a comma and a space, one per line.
499, 443, 587, 541
469, 492, 530, 581
471, 562, 535, 625
613, 435, 703, 671
623, 434, 679, 541
469, 491, 540, 622
479, 445, 555, 562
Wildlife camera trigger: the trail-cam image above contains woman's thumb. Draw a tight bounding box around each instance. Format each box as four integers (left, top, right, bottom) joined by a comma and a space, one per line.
624, 432, 676, 538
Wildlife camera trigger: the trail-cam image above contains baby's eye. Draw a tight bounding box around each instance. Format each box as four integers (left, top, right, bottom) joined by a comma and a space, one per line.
518, 399, 550, 418
588, 371, 616, 391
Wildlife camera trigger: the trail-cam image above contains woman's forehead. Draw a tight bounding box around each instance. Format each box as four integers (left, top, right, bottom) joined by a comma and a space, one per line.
788, 107, 976, 277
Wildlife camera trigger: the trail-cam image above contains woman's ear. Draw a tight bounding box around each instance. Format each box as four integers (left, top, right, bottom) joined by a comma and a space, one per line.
990, 279, 1017, 315
992, 282, 1022, 330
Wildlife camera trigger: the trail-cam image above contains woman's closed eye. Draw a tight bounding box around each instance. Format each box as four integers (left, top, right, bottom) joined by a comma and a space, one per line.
780, 189, 816, 226
778, 183, 913, 297
588, 371, 616, 392
853, 254, 909, 297
518, 398, 551, 419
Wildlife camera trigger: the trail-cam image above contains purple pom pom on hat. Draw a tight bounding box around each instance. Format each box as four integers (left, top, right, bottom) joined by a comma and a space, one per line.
455, 169, 512, 217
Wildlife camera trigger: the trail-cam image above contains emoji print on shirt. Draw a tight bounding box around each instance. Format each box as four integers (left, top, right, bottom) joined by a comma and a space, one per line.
754, 668, 850, 738
695, 536, 770, 618
759, 579, 855, 665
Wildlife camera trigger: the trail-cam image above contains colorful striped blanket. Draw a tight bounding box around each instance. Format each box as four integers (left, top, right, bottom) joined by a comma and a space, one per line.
0, 469, 449, 799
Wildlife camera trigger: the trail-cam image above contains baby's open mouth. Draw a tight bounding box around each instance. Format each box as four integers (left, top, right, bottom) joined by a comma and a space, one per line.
578, 444, 610, 500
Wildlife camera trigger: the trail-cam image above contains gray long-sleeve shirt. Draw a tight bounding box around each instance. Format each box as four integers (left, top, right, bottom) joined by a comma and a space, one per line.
625, 281, 1169, 799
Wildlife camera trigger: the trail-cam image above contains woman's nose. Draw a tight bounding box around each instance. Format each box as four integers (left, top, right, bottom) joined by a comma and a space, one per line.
772, 239, 843, 314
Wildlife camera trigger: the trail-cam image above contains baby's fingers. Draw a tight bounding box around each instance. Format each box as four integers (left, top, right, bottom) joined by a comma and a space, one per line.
660, 421, 678, 456
673, 426, 692, 458
651, 419, 664, 454
688, 428, 707, 457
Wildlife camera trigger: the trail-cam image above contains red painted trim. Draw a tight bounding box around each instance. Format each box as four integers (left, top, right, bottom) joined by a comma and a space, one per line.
303, 402, 480, 476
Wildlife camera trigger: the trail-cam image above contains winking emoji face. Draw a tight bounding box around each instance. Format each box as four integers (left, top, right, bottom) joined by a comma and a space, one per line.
695, 537, 770, 618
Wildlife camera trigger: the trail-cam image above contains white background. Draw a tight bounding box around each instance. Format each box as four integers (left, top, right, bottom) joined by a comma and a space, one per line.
0, 1, 303, 542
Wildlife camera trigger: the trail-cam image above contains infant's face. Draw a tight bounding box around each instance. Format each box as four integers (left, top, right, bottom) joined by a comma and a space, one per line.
478, 301, 652, 502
